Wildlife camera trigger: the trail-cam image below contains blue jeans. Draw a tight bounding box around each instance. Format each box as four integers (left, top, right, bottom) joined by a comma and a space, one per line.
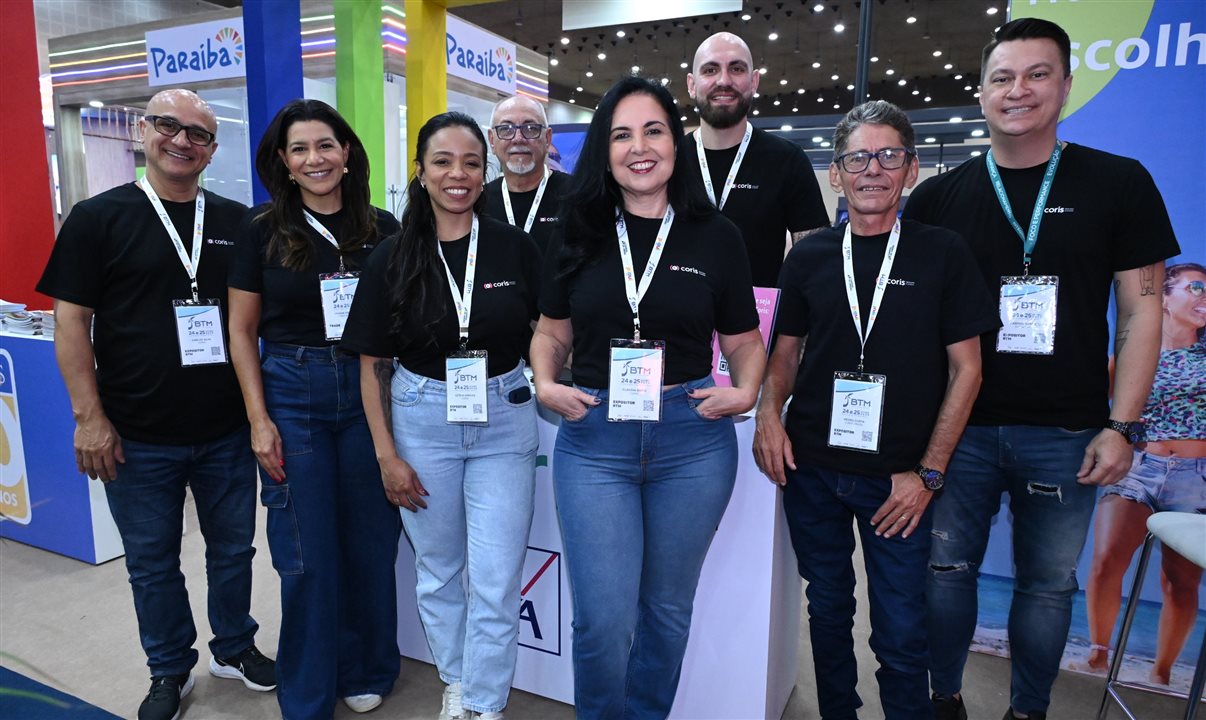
782, 463, 933, 720
1102, 451, 1206, 513
104, 425, 259, 677
260, 343, 402, 719
390, 362, 537, 714
927, 424, 1097, 714
553, 377, 737, 720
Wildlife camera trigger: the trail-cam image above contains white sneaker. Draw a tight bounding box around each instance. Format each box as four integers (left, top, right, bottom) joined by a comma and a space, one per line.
438, 682, 467, 720
477, 712, 505, 720
342, 694, 383, 713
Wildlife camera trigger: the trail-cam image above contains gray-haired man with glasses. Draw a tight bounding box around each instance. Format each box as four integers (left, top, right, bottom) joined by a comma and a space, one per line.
481, 94, 569, 254
37, 88, 274, 720
754, 100, 998, 720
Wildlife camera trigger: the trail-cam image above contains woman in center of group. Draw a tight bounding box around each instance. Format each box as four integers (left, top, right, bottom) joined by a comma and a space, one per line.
529, 76, 766, 719
341, 111, 542, 720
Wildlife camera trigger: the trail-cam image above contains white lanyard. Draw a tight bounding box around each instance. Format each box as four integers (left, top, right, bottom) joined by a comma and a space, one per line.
842, 219, 901, 372
435, 214, 480, 343
616, 206, 675, 340
694, 121, 752, 210
303, 209, 347, 272
139, 178, 204, 301
501, 167, 551, 234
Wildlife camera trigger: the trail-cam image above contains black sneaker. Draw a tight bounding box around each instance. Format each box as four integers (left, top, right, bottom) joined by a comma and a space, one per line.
209, 645, 277, 691
933, 693, 968, 720
1003, 709, 1047, 720
138, 673, 193, 720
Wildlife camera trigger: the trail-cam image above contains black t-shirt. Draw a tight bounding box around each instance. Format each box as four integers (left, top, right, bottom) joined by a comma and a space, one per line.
228, 204, 400, 346
777, 221, 999, 478
541, 210, 759, 389
36, 182, 249, 445
678, 127, 829, 287
903, 143, 1180, 429
340, 215, 541, 379
481, 170, 570, 255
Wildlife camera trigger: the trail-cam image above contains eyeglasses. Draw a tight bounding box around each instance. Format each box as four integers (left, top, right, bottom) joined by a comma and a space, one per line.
493, 122, 545, 140
144, 115, 216, 146
1184, 280, 1206, 297
833, 147, 914, 173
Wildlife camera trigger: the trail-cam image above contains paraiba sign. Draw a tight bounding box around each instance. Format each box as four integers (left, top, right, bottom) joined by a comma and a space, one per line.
446, 14, 517, 95
145, 18, 246, 87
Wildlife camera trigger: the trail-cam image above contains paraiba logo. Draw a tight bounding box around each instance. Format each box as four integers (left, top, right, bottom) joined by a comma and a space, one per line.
1016, 1, 1204, 119
444, 15, 517, 94
446, 34, 513, 85
150, 27, 243, 76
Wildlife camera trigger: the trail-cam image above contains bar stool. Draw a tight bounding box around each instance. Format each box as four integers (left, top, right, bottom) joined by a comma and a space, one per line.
1097, 511, 1206, 719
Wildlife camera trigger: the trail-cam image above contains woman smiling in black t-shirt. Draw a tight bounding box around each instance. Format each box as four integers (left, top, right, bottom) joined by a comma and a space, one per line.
529, 76, 764, 718
341, 112, 541, 720
227, 99, 402, 718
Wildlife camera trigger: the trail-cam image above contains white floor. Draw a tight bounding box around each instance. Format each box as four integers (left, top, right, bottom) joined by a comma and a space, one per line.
0, 494, 1192, 719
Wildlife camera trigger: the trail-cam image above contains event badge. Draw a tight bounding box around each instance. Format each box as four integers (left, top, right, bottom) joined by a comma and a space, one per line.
172, 299, 228, 366
607, 339, 665, 422
445, 350, 488, 423
828, 371, 886, 453
997, 275, 1059, 355
318, 272, 359, 341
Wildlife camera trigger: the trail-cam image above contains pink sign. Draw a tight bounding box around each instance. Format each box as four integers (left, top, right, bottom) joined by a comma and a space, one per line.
712, 286, 779, 388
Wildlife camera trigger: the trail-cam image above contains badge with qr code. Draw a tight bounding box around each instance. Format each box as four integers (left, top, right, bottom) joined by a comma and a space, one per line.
445, 351, 487, 423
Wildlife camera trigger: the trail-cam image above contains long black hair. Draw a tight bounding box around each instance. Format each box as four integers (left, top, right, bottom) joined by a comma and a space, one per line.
254, 99, 376, 270
386, 111, 488, 340
558, 75, 713, 278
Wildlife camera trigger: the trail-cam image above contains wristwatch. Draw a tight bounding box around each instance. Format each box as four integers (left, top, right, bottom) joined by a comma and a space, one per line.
913, 464, 945, 491
1106, 419, 1145, 445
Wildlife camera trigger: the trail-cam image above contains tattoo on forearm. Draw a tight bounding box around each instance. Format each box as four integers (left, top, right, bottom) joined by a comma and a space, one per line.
373, 359, 394, 429
1115, 328, 1130, 355
1140, 265, 1156, 296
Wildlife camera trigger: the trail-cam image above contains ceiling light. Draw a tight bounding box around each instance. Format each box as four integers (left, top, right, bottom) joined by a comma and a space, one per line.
817, 96, 824, 102
885, 68, 895, 75
792, 106, 799, 112
846, 83, 854, 90
954, 74, 963, 80
813, 3, 824, 11
971, 129, 985, 137
560, 37, 570, 45
768, 31, 779, 41
550, 58, 559, 66
834, 22, 845, 32
933, 50, 943, 57
632, 65, 640, 73
987, 7, 999, 15
898, 78, 907, 86
944, 63, 953, 70
925, 137, 936, 143
569, 98, 576, 104
780, 78, 788, 85
585, 70, 594, 77
752, 109, 760, 115
741, 13, 752, 21
831, 73, 839, 80
964, 84, 973, 91
971, 150, 983, 156
906, 16, 917, 24
812, 60, 822, 69
597, 52, 606, 60
753, 92, 760, 98
680, 61, 688, 69
924, 95, 932, 102
661, 77, 670, 85
812, 136, 823, 143
88, 100, 104, 108
576, 85, 583, 91
773, 99, 781, 106
616, 30, 625, 37
949, 116, 963, 123
681, 115, 688, 121
821, 141, 831, 147
798, 88, 806, 94
974, 92, 982, 98
759, 67, 768, 74
912, 88, 920, 95
870, 56, 879, 62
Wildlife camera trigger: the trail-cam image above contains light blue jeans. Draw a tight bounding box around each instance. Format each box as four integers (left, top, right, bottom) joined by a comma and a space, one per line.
1101, 451, 1206, 513
553, 377, 737, 720
390, 362, 537, 714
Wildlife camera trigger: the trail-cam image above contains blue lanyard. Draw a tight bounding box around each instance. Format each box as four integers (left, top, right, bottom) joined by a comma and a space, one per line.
985, 141, 1061, 275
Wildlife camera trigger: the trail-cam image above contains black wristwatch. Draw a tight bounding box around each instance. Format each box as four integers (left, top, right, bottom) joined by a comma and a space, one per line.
913, 464, 945, 491
1106, 419, 1145, 445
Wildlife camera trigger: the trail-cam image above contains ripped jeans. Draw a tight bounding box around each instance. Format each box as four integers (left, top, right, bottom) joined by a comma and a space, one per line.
927, 424, 1097, 715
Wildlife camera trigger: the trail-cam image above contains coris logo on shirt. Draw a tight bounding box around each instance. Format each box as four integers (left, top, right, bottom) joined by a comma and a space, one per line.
668, 265, 707, 277
885, 278, 915, 286
732, 183, 760, 191
206, 238, 235, 246
1044, 206, 1075, 214
483, 280, 517, 289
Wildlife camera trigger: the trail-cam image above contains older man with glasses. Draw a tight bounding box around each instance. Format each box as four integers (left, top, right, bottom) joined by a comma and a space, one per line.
37, 88, 275, 720
481, 94, 569, 254
755, 100, 998, 720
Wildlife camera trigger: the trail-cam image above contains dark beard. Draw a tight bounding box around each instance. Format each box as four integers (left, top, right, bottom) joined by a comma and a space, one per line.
695, 92, 751, 129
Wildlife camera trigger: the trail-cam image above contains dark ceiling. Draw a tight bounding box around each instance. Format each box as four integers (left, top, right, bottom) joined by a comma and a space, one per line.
451, 0, 1006, 119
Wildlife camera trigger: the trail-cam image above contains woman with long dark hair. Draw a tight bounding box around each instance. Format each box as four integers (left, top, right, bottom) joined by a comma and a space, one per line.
1081, 262, 1206, 686
341, 112, 542, 720
529, 76, 766, 718
228, 99, 402, 718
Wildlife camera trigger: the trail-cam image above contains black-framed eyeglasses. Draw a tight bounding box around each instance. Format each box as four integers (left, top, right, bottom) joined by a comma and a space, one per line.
1184, 280, 1206, 297
144, 114, 216, 146
834, 147, 914, 173
493, 122, 545, 140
